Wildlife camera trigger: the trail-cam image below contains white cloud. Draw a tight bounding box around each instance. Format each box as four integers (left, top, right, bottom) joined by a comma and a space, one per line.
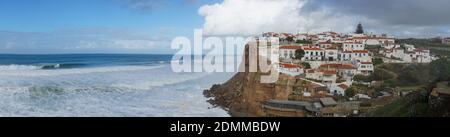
198, 0, 450, 38
198, 0, 356, 36
113, 40, 156, 49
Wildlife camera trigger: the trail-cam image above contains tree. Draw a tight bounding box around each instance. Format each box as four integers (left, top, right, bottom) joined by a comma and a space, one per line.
301, 62, 311, 69
345, 87, 356, 97
430, 58, 450, 81
373, 58, 384, 66
286, 36, 295, 43
355, 22, 364, 34
296, 39, 312, 44
294, 49, 305, 60
353, 74, 373, 82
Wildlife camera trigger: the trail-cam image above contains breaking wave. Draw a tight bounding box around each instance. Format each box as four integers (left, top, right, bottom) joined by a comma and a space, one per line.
0, 65, 164, 77
0, 63, 88, 71
0, 64, 233, 117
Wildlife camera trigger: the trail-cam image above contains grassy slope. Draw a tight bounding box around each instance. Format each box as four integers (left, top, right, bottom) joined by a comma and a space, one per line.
368, 91, 429, 117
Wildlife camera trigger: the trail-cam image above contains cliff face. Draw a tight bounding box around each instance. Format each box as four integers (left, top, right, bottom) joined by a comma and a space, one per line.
204, 72, 297, 116
203, 45, 296, 116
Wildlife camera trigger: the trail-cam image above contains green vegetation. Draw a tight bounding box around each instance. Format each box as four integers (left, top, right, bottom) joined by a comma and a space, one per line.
377, 63, 431, 87
345, 87, 355, 97
397, 38, 445, 48
286, 36, 295, 43
301, 62, 311, 69
294, 49, 305, 60
430, 58, 450, 81
368, 90, 430, 117
296, 40, 313, 44
373, 58, 384, 66
396, 38, 450, 57
353, 75, 372, 83
353, 68, 395, 83
355, 23, 364, 34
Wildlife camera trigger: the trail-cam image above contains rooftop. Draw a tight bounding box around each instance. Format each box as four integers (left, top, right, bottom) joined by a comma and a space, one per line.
320, 97, 338, 106
303, 47, 322, 51
338, 84, 349, 90
434, 82, 450, 95
360, 62, 373, 65
319, 63, 356, 70
352, 50, 369, 53
279, 45, 302, 49
280, 63, 303, 69
263, 100, 319, 112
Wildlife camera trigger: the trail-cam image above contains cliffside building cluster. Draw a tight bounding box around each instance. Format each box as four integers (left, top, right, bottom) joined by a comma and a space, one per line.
253, 30, 436, 98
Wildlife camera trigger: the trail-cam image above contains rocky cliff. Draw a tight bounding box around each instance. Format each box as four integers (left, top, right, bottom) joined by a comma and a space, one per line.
203, 45, 297, 117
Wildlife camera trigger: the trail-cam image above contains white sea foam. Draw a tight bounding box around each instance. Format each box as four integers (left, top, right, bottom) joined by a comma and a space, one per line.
0, 64, 233, 117
0, 64, 43, 71
0, 65, 164, 77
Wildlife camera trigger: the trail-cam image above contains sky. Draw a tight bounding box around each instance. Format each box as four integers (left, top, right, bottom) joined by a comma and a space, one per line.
0, 0, 449, 54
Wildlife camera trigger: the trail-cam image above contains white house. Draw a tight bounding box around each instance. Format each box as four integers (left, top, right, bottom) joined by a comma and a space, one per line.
303, 47, 324, 61
351, 50, 372, 62
343, 42, 365, 51
413, 49, 432, 63
279, 45, 302, 60
324, 48, 339, 61
351, 35, 395, 45
338, 51, 353, 61
364, 39, 382, 45
382, 43, 400, 50
319, 41, 333, 49
295, 34, 308, 41
356, 62, 374, 76
306, 69, 337, 85
278, 63, 304, 76
319, 63, 357, 79
388, 47, 411, 62
329, 83, 349, 96
404, 44, 415, 52
338, 50, 371, 62
442, 37, 450, 44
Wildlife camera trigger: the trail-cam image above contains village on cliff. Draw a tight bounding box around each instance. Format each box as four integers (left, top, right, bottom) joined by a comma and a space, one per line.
249, 23, 440, 117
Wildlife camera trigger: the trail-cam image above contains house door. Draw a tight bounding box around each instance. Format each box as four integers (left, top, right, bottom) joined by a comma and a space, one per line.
329, 57, 334, 61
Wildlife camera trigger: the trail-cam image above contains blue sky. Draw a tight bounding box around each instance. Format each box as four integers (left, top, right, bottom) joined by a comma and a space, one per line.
0, 0, 206, 32
1, 0, 449, 54
0, 0, 216, 54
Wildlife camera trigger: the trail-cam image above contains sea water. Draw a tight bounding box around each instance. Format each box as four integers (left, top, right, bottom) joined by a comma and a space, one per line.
0, 54, 233, 117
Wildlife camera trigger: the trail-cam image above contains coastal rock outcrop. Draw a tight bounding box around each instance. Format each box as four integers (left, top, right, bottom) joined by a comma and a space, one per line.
203, 45, 295, 116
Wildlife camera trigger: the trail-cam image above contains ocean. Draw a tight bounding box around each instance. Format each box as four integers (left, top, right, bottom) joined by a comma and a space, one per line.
0, 54, 233, 117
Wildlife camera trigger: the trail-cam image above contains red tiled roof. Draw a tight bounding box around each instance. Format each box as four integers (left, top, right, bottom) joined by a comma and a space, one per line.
320, 70, 337, 75
360, 62, 373, 65
319, 64, 356, 70
279, 45, 302, 49
280, 63, 303, 69
341, 51, 353, 53
344, 42, 363, 44
353, 37, 394, 40
338, 84, 349, 90
352, 50, 369, 53
319, 42, 332, 44
303, 47, 322, 51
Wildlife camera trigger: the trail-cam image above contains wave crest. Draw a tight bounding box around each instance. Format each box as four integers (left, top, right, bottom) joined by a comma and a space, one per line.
0, 64, 43, 71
